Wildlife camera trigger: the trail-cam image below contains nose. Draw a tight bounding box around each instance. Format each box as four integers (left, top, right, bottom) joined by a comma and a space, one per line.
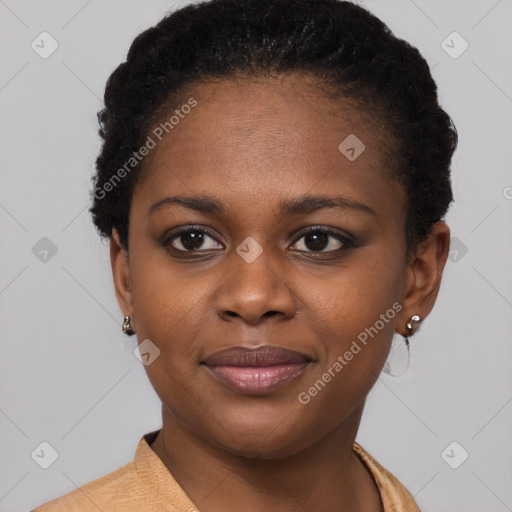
214, 247, 296, 325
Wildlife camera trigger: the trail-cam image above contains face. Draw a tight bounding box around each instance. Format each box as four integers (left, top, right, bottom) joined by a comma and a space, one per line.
111, 74, 448, 458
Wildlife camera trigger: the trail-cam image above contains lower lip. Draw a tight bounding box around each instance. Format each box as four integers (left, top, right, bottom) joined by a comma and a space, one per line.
205, 363, 309, 394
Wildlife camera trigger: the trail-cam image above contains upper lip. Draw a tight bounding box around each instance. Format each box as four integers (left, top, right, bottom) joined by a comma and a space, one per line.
202, 345, 312, 367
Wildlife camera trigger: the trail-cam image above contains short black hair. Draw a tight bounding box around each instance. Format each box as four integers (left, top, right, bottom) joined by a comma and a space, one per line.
90, 0, 457, 253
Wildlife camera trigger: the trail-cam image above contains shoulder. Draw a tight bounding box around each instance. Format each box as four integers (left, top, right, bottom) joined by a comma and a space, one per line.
353, 442, 421, 512
32, 430, 195, 512
32, 459, 140, 511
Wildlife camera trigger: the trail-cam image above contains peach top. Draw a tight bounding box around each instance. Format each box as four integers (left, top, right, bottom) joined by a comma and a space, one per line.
33, 430, 420, 511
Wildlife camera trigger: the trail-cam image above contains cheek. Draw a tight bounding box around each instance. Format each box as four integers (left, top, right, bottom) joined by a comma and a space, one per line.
130, 245, 211, 339
293, 264, 401, 432
128, 256, 211, 415
310, 256, 401, 314
128, 263, 217, 412
301, 250, 403, 366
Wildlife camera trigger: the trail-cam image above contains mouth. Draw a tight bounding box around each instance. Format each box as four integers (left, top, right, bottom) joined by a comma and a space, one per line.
201, 345, 312, 394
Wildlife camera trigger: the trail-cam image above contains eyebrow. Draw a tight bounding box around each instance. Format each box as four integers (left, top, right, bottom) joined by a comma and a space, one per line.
280, 195, 376, 216
148, 194, 376, 217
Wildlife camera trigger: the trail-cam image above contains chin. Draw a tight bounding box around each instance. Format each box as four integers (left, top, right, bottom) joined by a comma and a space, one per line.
193, 405, 322, 459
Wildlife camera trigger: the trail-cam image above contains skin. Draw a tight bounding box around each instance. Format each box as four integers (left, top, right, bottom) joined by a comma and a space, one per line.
110, 74, 450, 512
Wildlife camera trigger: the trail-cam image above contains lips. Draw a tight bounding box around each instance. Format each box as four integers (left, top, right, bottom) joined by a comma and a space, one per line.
202, 345, 312, 394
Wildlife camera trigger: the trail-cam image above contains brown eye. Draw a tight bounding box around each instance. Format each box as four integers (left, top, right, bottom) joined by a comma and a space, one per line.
168, 229, 223, 251
290, 228, 354, 253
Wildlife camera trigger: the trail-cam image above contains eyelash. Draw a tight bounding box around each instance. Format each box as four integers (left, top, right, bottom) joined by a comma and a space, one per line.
291, 226, 357, 256
163, 224, 357, 258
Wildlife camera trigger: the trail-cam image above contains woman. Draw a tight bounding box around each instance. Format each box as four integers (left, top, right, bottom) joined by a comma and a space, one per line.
34, 0, 456, 510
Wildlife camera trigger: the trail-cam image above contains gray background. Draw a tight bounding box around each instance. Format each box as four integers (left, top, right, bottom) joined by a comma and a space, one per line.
0, 0, 511, 511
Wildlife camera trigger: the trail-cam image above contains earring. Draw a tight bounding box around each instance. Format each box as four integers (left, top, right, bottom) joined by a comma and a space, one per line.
122, 315, 135, 336
406, 314, 421, 334
383, 314, 421, 377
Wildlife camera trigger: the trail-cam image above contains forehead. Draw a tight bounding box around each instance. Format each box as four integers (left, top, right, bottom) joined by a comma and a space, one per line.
134, 75, 403, 220
153, 74, 381, 163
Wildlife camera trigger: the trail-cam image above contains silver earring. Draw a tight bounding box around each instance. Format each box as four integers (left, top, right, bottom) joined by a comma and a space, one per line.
406, 314, 421, 333
383, 315, 421, 377
122, 315, 135, 336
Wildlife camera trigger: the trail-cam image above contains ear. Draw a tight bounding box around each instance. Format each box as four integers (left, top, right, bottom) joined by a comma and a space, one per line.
110, 228, 134, 324
398, 221, 450, 335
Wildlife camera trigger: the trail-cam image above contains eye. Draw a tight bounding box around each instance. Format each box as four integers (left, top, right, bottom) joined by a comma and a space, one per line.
290, 228, 354, 253
166, 227, 223, 252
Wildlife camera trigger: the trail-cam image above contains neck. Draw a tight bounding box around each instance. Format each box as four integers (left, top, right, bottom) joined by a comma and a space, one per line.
150, 402, 383, 512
